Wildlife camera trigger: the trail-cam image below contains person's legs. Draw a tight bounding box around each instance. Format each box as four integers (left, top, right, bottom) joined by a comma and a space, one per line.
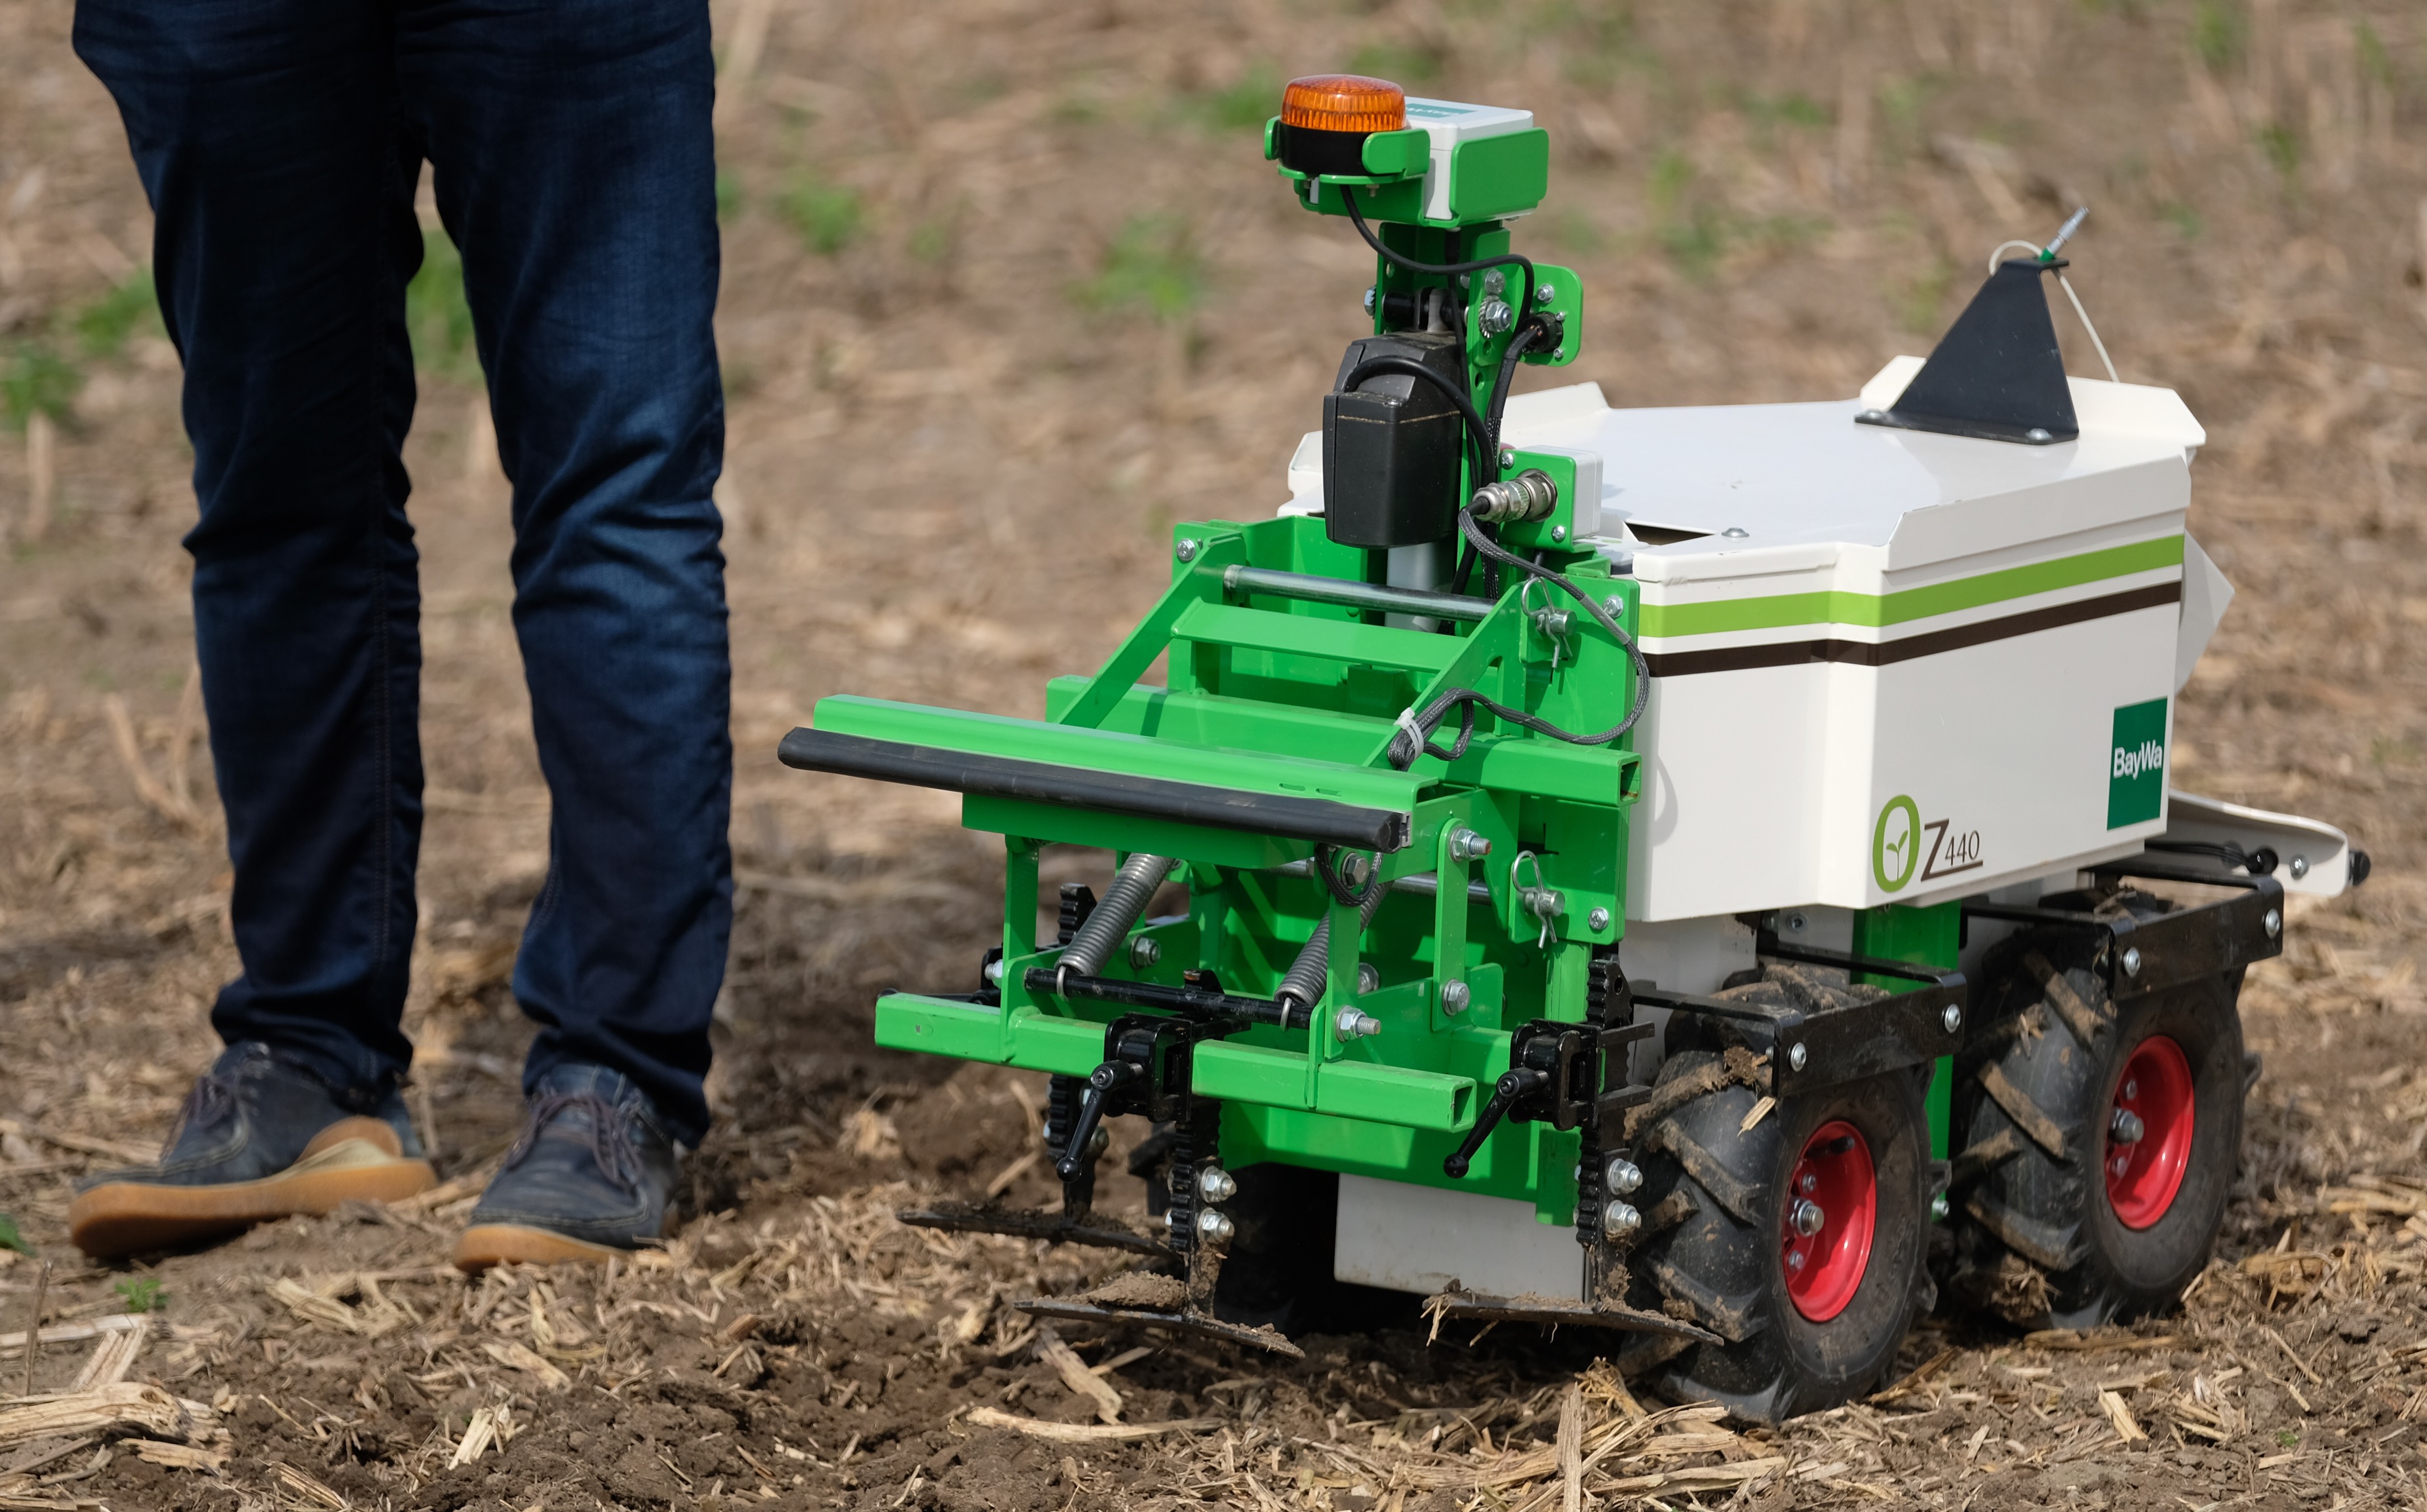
66, 0, 436, 1256
394, 0, 728, 1262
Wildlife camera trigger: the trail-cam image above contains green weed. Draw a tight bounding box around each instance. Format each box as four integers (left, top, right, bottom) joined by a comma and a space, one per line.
782, 174, 863, 256
1876, 75, 1947, 159
2256, 121, 2300, 180
1896, 257, 1954, 336
715, 170, 745, 224
1736, 90, 1830, 132
74, 269, 161, 360
406, 227, 483, 385
1188, 64, 1282, 134
1071, 216, 1202, 323
1, 341, 81, 431
1648, 149, 1722, 279
0, 1214, 29, 1256
2192, 0, 2245, 70
1349, 42, 1443, 87
2158, 201, 2205, 239
113, 1277, 167, 1313
2355, 22, 2394, 88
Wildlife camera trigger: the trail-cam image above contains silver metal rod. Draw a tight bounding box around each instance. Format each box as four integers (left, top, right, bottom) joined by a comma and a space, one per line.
1221, 565, 1493, 625
1267, 859, 1491, 903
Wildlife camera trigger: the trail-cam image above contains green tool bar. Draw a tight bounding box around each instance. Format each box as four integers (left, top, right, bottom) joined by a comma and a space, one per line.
872, 993, 1478, 1133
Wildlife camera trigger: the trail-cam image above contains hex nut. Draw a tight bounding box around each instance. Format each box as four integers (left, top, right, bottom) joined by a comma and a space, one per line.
1600, 1201, 1641, 1239
1196, 1165, 1238, 1203
1440, 979, 1471, 1015
1196, 1209, 1236, 1244
1604, 1157, 1642, 1195
1128, 935, 1162, 969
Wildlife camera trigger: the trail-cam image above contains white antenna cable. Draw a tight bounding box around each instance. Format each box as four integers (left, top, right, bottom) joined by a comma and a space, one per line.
1990, 206, 2118, 383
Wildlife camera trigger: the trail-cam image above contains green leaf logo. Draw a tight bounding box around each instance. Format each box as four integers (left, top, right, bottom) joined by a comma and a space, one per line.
1874, 795, 1920, 894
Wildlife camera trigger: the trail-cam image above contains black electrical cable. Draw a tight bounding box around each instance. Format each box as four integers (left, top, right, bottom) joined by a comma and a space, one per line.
1384, 509, 1654, 771
1314, 843, 1383, 907
1340, 187, 1535, 326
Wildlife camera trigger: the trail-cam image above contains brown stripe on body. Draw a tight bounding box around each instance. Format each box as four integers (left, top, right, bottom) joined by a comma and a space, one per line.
1640, 581, 2182, 678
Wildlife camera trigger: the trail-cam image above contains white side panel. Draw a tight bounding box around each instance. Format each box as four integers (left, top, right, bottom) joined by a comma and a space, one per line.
1629, 665, 1832, 920
1632, 608, 2180, 920
1334, 1174, 1581, 1300
2164, 790, 2356, 897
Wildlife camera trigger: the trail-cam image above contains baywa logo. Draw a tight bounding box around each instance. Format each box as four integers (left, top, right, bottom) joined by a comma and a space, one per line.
1872, 795, 1984, 895
2108, 697, 2169, 828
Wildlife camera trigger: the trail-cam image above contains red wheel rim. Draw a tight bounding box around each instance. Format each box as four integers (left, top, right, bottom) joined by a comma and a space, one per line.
2106, 1035, 2195, 1230
1783, 1119, 1876, 1323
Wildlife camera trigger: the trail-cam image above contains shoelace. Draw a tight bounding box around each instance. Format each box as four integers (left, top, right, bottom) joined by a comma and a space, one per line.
158, 1068, 241, 1161
503, 1093, 644, 1193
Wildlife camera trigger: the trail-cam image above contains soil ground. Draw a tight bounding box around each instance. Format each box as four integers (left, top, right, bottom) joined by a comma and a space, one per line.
6, 1, 2427, 1508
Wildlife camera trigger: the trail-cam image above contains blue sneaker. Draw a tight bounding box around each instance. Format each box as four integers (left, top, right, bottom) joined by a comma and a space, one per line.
453, 1063, 681, 1270
68, 1042, 433, 1259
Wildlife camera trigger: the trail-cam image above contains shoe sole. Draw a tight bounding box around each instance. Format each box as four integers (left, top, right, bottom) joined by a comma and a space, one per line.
68, 1119, 436, 1260
454, 1224, 631, 1271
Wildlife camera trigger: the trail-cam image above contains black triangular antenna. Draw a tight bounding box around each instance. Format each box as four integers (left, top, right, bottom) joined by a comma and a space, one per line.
1857, 259, 2078, 445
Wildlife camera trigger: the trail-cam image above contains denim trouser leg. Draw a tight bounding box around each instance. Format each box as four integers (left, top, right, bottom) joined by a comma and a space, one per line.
73, 0, 730, 1145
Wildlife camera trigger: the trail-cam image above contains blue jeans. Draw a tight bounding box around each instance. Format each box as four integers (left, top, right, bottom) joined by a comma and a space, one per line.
75, 0, 732, 1146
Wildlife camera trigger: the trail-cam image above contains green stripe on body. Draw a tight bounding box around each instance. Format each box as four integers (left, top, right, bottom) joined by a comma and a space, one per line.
1637, 535, 2183, 640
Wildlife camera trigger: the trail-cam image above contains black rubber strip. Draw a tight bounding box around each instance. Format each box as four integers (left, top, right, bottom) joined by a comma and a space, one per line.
1640, 581, 2182, 678
778, 727, 1411, 853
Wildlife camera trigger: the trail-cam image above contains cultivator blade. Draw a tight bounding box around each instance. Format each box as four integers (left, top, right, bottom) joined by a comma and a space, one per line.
1421, 1290, 1722, 1345
896, 1201, 1169, 1258
1014, 1296, 1307, 1359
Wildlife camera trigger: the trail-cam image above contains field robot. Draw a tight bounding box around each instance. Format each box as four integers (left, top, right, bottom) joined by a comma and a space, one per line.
781, 75, 2367, 1420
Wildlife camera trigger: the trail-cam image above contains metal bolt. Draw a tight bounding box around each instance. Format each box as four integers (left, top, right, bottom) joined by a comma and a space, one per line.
1858, 408, 1886, 422
1788, 1042, 1808, 1072
984, 956, 1006, 984
1601, 1201, 1641, 1239
1478, 297, 1514, 337
1786, 1250, 1805, 1271
1335, 1008, 1381, 1039
2121, 946, 2143, 977
1197, 1165, 1237, 1203
1128, 935, 1162, 970
1363, 286, 1377, 313
1440, 980, 1472, 1015
1196, 1209, 1236, 1245
1791, 1198, 1826, 1237
2110, 1109, 2146, 1145
1449, 828, 1492, 861
1482, 269, 1505, 296
1550, 348, 1566, 360
1357, 962, 1381, 996
1587, 906, 1611, 932
1174, 538, 1200, 562
1798, 1172, 1817, 1195
1783, 910, 1808, 933
1550, 524, 1568, 543
2111, 1154, 2131, 1178
2026, 427, 2053, 443
1498, 448, 1516, 470
1930, 1192, 1950, 1220
2122, 1078, 2138, 1100
2289, 855, 2309, 880
1535, 282, 1555, 306
1605, 1157, 1642, 1195
2263, 908, 2282, 939
1941, 1003, 1963, 1034
1089, 1127, 1110, 1157
1340, 851, 1372, 887
1722, 526, 1749, 539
